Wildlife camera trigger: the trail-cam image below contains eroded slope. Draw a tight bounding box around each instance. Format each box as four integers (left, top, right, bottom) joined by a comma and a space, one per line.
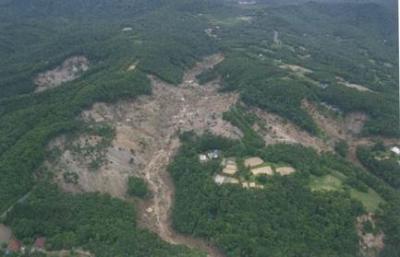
45, 54, 236, 257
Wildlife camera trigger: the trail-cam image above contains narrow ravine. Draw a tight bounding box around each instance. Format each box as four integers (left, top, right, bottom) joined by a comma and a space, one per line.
140, 136, 225, 257
136, 56, 230, 257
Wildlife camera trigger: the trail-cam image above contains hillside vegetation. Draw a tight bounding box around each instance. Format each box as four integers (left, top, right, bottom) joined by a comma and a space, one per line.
169, 133, 400, 257
0, 1, 398, 257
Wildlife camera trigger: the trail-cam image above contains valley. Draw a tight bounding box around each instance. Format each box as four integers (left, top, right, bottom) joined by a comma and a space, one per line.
44, 54, 234, 257
0, 1, 398, 257
40, 52, 398, 257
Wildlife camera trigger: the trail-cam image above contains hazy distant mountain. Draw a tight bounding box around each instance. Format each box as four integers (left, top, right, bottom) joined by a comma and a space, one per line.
233, 0, 397, 8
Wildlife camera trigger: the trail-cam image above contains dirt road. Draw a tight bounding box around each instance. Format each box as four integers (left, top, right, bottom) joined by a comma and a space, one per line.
1, 190, 32, 219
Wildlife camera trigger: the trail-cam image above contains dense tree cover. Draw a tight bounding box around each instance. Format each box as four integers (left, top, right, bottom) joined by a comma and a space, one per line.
0, 0, 398, 256
0, 68, 150, 212
127, 176, 149, 198
0, 0, 215, 211
315, 85, 399, 136
356, 145, 400, 190
268, 2, 397, 92
207, 2, 398, 136
222, 106, 264, 153
168, 135, 366, 257
168, 134, 400, 257
379, 200, 400, 257
0, 0, 216, 98
4, 184, 204, 257
0, 0, 397, 211
216, 53, 319, 134
334, 140, 349, 158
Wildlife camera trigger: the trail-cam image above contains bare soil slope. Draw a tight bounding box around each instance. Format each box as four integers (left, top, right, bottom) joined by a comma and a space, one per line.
303, 100, 399, 164
34, 56, 89, 92
46, 54, 236, 257
252, 107, 331, 153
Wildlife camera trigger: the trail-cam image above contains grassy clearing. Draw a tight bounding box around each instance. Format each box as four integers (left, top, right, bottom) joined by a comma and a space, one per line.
309, 171, 384, 212
350, 188, 384, 212
206, 15, 249, 27
309, 175, 343, 191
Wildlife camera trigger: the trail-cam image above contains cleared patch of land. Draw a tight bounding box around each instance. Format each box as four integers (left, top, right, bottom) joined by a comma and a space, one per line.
336, 77, 373, 92
356, 213, 385, 257
303, 100, 398, 166
252, 107, 331, 153
309, 172, 384, 212
350, 189, 383, 213
279, 64, 312, 76
309, 175, 343, 191
34, 56, 89, 92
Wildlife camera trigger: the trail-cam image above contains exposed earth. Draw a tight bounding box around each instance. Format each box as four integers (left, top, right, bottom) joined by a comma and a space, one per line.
34, 56, 89, 93
356, 213, 385, 257
41, 54, 398, 257
45, 54, 236, 257
252, 107, 331, 153
303, 100, 399, 164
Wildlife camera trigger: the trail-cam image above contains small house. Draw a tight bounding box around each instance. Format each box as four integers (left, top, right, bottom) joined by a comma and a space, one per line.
214, 174, 226, 185
207, 150, 220, 159
199, 154, 208, 162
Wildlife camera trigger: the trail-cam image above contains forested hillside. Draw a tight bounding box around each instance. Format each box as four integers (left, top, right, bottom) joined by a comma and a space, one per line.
199, 2, 398, 136
169, 133, 400, 257
0, 0, 216, 212
5, 183, 204, 257
0, 0, 398, 257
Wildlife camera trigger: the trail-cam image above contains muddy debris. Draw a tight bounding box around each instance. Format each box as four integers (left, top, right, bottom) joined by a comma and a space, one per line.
46, 54, 232, 257
34, 56, 89, 93
356, 213, 385, 257
252, 106, 331, 153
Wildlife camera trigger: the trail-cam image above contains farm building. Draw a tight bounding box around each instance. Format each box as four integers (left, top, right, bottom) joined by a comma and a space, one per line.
242, 182, 264, 189
198, 154, 208, 162
221, 158, 238, 175
207, 150, 220, 159
214, 175, 239, 185
276, 167, 296, 175
251, 166, 273, 176
222, 164, 237, 175
244, 157, 264, 167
